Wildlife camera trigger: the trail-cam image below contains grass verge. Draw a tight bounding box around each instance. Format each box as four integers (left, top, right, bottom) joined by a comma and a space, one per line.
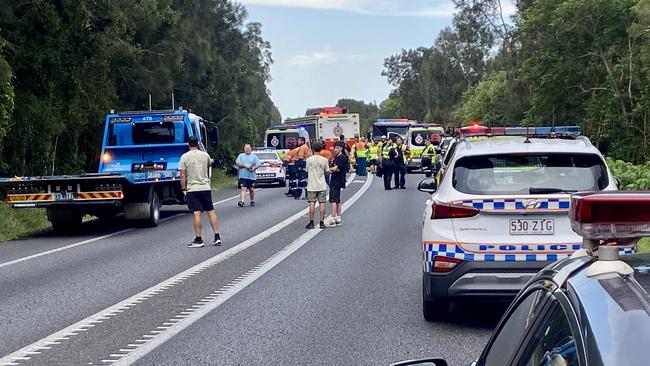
0, 172, 236, 243
0, 204, 51, 242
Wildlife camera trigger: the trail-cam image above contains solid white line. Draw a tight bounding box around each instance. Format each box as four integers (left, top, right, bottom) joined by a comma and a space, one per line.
0, 190, 260, 269
0, 175, 362, 364
114, 174, 372, 365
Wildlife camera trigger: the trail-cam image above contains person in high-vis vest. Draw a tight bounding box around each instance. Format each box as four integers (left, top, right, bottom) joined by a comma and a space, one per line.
392, 137, 410, 189
368, 141, 379, 174
421, 137, 436, 174
355, 137, 368, 176
381, 138, 397, 190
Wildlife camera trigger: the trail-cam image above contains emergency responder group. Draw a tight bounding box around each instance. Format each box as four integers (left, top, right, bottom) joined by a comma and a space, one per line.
281, 134, 438, 192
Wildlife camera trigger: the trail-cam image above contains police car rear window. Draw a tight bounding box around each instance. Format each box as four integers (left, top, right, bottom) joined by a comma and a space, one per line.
452, 153, 609, 195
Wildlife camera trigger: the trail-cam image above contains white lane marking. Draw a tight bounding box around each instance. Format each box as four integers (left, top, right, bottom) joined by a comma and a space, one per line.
114, 174, 372, 365
0, 177, 363, 363
0, 189, 261, 269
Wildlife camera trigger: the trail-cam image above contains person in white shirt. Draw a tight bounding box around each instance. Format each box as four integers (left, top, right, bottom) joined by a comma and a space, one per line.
305, 141, 330, 229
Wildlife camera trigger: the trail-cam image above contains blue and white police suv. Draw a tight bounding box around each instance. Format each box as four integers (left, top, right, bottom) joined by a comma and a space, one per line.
416, 126, 631, 322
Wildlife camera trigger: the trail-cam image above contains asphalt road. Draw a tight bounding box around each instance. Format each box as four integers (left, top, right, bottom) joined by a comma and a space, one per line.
0, 174, 502, 366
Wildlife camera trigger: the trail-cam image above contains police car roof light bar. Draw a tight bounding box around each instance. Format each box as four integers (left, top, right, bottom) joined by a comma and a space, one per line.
570, 191, 650, 241
459, 125, 581, 138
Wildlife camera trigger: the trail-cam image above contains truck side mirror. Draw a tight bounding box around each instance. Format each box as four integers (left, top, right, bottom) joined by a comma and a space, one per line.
208, 127, 219, 148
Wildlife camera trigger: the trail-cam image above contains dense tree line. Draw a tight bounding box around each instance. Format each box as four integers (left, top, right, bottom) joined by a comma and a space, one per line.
383, 0, 650, 163
0, 0, 280, 176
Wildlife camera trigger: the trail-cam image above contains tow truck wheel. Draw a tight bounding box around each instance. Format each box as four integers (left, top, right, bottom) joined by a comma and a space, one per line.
423, 297, 449, 322
47, 208, 83, 233
143, 190, 161, 227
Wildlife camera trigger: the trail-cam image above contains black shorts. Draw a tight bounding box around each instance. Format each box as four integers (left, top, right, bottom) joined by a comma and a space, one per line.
329, 187, 342, 203
238, 178, 256, 189
186, 190, 214, 212
369, 159, 379, 166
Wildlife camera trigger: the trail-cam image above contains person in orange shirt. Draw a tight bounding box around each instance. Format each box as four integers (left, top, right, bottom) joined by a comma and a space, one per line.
293, 137, 311, 199
319, 146, 332, 162
284, 148, 297, 196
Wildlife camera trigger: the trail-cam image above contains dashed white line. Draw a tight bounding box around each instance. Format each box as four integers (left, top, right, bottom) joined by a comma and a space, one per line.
114, 174, 372, 365
0, 176, 364, 364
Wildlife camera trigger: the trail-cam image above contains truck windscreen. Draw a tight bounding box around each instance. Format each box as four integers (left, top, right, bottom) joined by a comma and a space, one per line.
133, 122, 176, 144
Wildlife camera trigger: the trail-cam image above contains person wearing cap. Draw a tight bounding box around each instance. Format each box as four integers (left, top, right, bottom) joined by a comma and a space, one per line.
180, 136, 222, 248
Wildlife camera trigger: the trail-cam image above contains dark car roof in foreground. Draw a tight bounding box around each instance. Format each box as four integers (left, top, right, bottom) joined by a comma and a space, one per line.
565, 253, 650, 366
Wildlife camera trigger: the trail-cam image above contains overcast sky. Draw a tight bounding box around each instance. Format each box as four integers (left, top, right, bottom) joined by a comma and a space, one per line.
237, 0, 466, 119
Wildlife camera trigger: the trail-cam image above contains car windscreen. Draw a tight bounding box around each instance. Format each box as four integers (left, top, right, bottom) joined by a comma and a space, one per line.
410, 131, 429, 146
266, 132, 299, 150
452, 153, 609, 195
132, 122, 176, 144
410, 130, 442, 147
255, 153, 278, 160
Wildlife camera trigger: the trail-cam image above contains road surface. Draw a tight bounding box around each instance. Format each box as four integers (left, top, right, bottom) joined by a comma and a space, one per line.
0, 174, 502, 366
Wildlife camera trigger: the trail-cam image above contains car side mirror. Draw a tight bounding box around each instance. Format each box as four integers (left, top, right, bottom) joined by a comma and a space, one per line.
614, 176, 621, 188
435, 147, 442, 154
391, 358, 448, 366
417, 178, 438, 194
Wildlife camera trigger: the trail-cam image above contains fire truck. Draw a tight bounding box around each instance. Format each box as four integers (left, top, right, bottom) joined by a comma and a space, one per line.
283, 106, 360, 150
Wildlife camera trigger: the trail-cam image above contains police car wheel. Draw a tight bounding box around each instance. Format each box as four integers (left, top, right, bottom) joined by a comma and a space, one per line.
423, 298, 449, 322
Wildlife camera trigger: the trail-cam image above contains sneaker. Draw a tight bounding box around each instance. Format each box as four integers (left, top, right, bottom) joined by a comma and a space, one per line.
213, 234, 222, 246
335, 217, 342, 225
319, 221, 326, 229
238, 201, 245, 207
305, 221, 315, 229
188, 238, 204, 248
250, 201, 255, 207
323, 216, 337, 228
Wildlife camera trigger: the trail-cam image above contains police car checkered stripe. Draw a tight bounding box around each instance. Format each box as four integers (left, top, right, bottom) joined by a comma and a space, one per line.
456, 198, 571, 210
422, 243, 635, 272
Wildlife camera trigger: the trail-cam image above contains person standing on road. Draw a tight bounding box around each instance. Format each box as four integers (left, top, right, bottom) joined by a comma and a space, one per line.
329, 141, 349, 225
235, 144, 260, 207
355, 137, 368, 176
294, 137, 311, 200
284, 147, 297, 196
393, 137, 409, 189
368, 140, 379, 175
381, 137, 397, 190
180, 136, 221, 248
305, 141, 330, 229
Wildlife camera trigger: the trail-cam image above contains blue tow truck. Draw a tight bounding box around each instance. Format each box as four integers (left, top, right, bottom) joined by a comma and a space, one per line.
0, 109, 218, 232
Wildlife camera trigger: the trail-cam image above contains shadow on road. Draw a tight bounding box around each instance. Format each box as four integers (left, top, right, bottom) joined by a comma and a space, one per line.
446, 302, 509, 329
21, 208, 191, 240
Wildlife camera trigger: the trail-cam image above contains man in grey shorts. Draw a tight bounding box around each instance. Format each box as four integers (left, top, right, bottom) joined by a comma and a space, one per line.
305, 141, 330, 229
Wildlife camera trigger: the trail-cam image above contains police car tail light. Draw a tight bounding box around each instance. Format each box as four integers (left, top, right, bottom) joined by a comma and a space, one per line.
433, 256, 462, 272
431, 201, 480, 220
570, 192, 650, 240
102, 152, 112, 164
